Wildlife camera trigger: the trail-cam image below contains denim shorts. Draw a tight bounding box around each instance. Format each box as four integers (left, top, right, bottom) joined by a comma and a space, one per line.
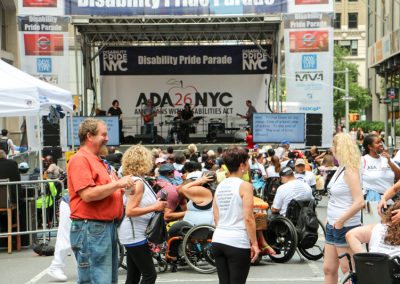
325, 223, 360, 247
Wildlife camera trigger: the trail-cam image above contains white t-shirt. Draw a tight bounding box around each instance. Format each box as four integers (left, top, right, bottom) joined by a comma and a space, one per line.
361, 155, 397, 194
249, 159, 266, 176
212, 177, 250, 249
393, 151, 400, 164
118, 177, 157, 245
275, 147, 285, 159
369, 224, 400, 257
266, 165, 280, 178
272, 179, 313, 216
327, 167, 362, 227
295, 171, 316, 187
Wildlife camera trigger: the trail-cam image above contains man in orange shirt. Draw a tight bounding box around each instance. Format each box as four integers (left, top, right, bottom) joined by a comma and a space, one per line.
68, 118, 134, 284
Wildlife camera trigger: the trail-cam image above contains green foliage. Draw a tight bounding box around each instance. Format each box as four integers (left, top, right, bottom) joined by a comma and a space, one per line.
349, 121, 400, 136
334, 46, 371, 125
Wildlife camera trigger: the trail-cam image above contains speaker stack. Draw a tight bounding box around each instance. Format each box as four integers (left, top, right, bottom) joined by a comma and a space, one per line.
305, 113, 322, 146
207, 122, 235, 143
42, 116, 60, 147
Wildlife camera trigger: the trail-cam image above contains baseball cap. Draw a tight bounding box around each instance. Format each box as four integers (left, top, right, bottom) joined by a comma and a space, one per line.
295, 159, 306, 166
155, 157, 167, 165
279, 166, 294, 177
18, 162, 29, 170
159, 163, 175, 174
281, 140, 290, 145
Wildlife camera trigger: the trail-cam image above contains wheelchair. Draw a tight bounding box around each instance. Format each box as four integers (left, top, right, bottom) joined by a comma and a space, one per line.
164, 222, 216, 274
339, 252, 400, 284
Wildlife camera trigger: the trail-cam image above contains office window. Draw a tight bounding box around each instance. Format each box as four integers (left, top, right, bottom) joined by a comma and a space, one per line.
348, 13, 358, 29
348, 0, 357, 2
334, 13, 341, 29
335, 0, 341, 2
0, 1, 5, 51
335, 40, 358, 56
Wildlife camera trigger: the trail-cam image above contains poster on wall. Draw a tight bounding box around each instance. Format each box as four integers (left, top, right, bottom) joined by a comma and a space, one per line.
99, 45, 272, 131
284, 13, 334, 147
288, 0, 333, 13
17, 16, 70, 91
19, 0, 65, 16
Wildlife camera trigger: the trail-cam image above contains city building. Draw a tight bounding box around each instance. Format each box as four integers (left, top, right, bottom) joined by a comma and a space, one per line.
334, 0, 367, 88
367, 0, 400, 143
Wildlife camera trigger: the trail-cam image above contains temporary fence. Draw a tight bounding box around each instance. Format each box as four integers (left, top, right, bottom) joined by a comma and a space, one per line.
0, 179, 64, 246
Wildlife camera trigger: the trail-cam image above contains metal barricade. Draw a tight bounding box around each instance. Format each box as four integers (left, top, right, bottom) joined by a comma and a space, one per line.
0, 179, 64, 246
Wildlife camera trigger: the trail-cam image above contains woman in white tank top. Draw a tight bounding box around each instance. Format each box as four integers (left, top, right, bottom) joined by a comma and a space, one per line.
212, 147, 260, 284
118, 145, 168, 284
324, 133, 365, 284
346, 200, 400, 257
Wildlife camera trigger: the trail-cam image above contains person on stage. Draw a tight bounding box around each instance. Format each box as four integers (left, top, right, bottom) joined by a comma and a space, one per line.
239, 100, 257, 130
108, 100, 124, 144
141, 99, 158, 143
180, 103, 194, 143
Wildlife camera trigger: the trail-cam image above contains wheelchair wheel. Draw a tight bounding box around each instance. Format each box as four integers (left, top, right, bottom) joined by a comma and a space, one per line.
298, 219, 326, 261
264, 216, 298, 263
118, 241, 127, 270
182, 224, 217, 274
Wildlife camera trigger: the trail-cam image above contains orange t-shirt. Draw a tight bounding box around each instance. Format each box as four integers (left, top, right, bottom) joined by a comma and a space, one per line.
67, 148, 123, 221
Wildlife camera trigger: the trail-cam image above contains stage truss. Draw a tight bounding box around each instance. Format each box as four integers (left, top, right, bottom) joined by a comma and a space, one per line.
71, 15, 281, 114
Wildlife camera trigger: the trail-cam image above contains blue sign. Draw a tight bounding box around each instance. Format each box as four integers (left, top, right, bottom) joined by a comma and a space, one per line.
253, 113, 305, 143
67, 116, 120, 146
65, 0, 287, 16
99, 45, 272, 75
301, 54, 317, 70
37, 58, 52, 73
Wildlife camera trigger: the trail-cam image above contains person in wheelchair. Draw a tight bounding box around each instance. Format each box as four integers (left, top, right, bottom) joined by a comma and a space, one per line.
346, 200, 400, 257
271, 167, 313, 217
179, 173, 216, 226
294, 158, 316, 191
249, 152, 267, 197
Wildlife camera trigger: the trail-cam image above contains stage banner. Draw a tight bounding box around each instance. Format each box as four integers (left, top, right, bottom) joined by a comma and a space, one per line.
17, 16, 70, 91
288, 0, 334, 13
284, 13, 334, 147
99, 45, 271, 123
19, 0, 65, 16
65, 0, 287, 16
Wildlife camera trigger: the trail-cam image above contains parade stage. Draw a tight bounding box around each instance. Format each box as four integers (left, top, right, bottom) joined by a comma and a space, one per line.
118, 142, 247, 153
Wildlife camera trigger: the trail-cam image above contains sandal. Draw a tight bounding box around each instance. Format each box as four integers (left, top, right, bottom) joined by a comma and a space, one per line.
261, 244, 276, 255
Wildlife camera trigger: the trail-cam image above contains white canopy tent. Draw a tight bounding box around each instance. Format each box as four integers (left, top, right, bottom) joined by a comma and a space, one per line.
0, 59, 73, 177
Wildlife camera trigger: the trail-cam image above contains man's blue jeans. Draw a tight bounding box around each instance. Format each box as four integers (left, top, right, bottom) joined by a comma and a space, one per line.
145, 122, 154, 141
70, 220, 118, 284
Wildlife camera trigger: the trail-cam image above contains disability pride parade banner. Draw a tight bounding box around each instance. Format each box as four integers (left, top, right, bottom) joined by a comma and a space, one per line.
284, 12, 334, 147
99, 45, 272, 120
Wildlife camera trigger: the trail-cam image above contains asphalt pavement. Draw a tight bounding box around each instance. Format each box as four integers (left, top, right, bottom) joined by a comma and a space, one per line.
1, 197, 376, 284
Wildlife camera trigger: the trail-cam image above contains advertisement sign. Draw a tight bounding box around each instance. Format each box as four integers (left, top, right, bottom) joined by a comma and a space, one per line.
253, 113, 305, 143
99, 45, 272, 76
19, 0, 65, 15
284, 13, 334, 147
288, 0, 333, 13
65, 0, 288, 16
18, 16, 70, 91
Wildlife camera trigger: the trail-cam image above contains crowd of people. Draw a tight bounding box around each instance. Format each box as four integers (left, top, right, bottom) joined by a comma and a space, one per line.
8, 117, 396, 284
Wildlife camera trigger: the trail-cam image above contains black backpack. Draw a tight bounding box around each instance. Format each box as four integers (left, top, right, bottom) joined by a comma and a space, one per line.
287, 199, 319, 249
265, 177, 281, 204
0, 138, 9, 154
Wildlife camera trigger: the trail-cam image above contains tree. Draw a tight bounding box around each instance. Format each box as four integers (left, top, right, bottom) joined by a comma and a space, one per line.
333, 46, 371, 126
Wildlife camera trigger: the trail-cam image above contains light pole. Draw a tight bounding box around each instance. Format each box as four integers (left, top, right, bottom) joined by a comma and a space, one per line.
333, 68, 351, 132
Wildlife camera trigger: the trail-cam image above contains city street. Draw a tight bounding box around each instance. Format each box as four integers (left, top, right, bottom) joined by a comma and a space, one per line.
1, 199, 335, 284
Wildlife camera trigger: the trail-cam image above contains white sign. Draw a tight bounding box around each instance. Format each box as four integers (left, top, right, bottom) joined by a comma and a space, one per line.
288, 0, 334, 13
284, 13, 334, 147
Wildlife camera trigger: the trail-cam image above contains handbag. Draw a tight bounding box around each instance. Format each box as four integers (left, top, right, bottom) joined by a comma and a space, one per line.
145, 211, 168, 244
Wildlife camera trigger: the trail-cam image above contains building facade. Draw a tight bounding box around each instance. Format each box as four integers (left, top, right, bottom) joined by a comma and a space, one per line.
367, 0, 400, 144
334, 0, 367, 88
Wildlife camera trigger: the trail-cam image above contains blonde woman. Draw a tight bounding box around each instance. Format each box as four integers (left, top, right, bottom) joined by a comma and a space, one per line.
323, 133, 364, 284
118, 145, 167, 284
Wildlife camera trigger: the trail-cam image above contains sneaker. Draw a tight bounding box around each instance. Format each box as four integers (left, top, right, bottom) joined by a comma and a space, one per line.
47, 268, 67, 282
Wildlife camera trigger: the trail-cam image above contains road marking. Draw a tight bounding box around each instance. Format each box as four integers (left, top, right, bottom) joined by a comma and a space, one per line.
307, 261, 323, 277
25, 268, 48, 284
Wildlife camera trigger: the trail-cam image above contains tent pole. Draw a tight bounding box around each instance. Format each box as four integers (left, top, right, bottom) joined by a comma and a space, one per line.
36, 114, 47, 237
70, 112, 75, 151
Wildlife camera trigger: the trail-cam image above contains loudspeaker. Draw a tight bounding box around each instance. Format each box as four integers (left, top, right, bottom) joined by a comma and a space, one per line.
207, 133, 235, 143
305, 113, 322, 146
208, 123, 225, 139
42, 117, 60, 147
134, 134, 164, 144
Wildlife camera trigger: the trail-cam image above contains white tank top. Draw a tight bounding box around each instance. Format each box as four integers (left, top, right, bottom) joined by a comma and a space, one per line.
327, 167, 361, 227
212, 177, 250, 249
369, 224, 400, 257
118, 177, 156, 245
